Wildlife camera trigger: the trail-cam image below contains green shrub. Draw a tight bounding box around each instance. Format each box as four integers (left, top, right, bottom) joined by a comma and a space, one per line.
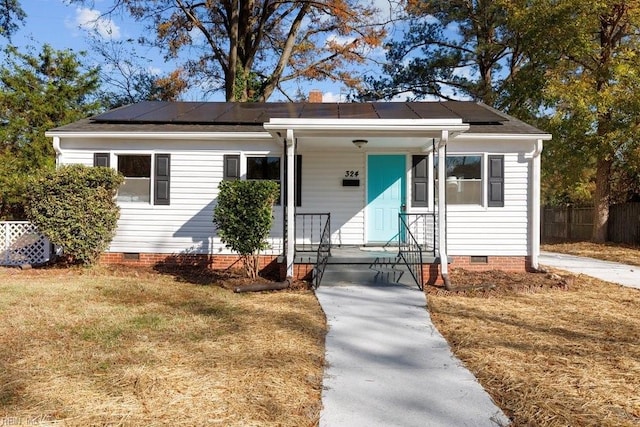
213, 180, 280, 278
26, 164, 124, 265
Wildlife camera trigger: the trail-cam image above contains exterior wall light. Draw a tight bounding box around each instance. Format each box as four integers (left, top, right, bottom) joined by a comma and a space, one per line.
352, 139, 368, 149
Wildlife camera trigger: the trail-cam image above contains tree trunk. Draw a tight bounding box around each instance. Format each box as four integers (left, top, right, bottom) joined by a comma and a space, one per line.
592, 157, 612, 242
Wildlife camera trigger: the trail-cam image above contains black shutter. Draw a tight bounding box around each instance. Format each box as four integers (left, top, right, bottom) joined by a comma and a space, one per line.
412, 155, 428, 207
295, 155, 302, 207
224, 154, 240, 180
488, 155, 504, 207
94, 153, 110, 168
154, 154, 170, 205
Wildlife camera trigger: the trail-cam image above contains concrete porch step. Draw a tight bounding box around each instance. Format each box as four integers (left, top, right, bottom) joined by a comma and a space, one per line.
321, 262, 418, 287
295, 253, 438, 265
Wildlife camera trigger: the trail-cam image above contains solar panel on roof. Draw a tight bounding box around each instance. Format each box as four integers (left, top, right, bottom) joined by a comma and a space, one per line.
92, 101, 169, 122
372, 103, 420, 119
441, 101, 507, 123
180, 103, 234, 122
300, 103, 340, 118
135, 102, 205, 122
407, 102, 460, 119
215, 103, 272, 123
261, 103, 304, 119
337, 103, 378, 119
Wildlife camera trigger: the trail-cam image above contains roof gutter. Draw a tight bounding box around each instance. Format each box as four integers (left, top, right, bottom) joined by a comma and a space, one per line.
454, 133, 553, 141
44, 131, 273, 140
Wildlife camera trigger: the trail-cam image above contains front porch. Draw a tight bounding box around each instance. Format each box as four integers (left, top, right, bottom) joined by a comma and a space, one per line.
264, 116, 463, 289
292, 212, 440, 289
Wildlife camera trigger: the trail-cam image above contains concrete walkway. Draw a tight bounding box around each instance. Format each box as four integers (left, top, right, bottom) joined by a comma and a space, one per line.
315, 281, 509, 427
540, 251, 640, 290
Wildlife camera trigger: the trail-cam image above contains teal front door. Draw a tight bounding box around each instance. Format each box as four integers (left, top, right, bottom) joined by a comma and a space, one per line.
367, 155, 406, 243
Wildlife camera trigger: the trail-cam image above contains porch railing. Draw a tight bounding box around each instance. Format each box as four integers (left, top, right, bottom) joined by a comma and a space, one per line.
1, 221, 51, 266
313, 215, 331, 289
295, 213, 331, 252
400, 212, 437, 257
294, 213, 331, 288
398, 214, 424, 290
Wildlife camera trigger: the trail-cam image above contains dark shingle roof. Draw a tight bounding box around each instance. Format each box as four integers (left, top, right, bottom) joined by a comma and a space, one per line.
49, 101, 548, 135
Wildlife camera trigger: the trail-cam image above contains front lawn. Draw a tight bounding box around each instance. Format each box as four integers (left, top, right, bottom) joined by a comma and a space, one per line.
428, 271, 640, 426
542, 241, 640, 266
0, 266, 325, 426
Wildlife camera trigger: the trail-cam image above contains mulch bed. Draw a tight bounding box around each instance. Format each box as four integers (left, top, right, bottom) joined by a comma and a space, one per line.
426, 268, 573, 296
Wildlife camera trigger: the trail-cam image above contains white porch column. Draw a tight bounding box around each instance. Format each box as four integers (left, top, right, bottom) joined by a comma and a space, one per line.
437, 131, 449, 277
285, 129, 296, 278
530, 140, 544, 269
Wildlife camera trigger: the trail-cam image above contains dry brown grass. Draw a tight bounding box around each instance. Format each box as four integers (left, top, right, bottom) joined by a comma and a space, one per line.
428, 271, 640, 426
0, 265, 326, 426
543, 241, 640, 266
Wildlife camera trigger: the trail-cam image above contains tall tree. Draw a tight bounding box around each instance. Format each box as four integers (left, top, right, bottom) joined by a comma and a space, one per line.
0, 45, 101, 219
541, 1, 640, 242
90, 37, 188, 108
69, 0, 385, 101
362, 0, 546, 114
0, 0, 25, 39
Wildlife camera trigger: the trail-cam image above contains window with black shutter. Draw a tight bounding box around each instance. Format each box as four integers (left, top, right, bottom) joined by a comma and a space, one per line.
295, 155, 302, 207
412, 155, 428, 207
94, 153, 110, 168
154, 154, 170, 205
223, 154, 240, 180
488, 155, 504, 207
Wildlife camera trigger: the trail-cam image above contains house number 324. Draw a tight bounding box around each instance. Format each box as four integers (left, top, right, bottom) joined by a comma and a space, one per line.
345, 170, 359, 177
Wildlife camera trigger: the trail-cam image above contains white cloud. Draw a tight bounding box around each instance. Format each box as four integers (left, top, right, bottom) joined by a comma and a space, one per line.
148, 66, 162, 76
325, 34, 357, 48
71, 7, 121, 39
322, 91, 349, 103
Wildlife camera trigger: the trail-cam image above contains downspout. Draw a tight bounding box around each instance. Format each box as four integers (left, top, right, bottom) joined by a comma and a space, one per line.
530, 139, 544, 270
285, 129, 296, 279
437, 131, 452, 290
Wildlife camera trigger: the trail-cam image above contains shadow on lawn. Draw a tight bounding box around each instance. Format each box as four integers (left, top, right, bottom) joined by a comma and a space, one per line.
153, 252, 283, 287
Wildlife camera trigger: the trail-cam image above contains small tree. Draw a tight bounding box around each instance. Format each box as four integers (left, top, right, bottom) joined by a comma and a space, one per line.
26, 164, 123, 265
213, 180, 280, 278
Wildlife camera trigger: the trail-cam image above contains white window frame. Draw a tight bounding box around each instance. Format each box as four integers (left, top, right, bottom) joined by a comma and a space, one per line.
434, 153, 485, 208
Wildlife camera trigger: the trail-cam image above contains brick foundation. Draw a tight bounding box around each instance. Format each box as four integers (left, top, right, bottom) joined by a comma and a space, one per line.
424, 255, 532, 286
100, 252, 531, 285
99, 252, 291, 280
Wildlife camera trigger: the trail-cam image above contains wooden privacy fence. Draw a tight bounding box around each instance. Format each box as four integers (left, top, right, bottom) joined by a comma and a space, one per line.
1, 221, 51, 266
541, 203, 640, 244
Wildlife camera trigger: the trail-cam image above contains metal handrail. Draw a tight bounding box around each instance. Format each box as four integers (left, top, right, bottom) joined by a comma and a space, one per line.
295, 213, 330, 252
313, 214, 331, 289
398, 213, 425, 290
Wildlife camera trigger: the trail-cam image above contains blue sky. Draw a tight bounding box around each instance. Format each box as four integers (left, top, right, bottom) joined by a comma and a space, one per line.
9, 0, 399, 102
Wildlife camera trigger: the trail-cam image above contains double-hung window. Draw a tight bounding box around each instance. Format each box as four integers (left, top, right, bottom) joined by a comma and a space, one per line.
224, 154, 302, 206
93, 152, 170, 205
434, 154, 504, 207
118, 155, 152, 203
434, 155, 483, 205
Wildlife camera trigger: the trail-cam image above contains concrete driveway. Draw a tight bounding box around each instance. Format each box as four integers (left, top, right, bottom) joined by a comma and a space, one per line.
540, 251, 640, 290
315, 281, 509, 427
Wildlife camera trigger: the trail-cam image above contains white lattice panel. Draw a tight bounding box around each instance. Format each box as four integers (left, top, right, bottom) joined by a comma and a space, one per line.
1, 222, 50, 266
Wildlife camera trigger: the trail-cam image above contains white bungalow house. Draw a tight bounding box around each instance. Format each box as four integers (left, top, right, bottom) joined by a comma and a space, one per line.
46, 101, 551, 287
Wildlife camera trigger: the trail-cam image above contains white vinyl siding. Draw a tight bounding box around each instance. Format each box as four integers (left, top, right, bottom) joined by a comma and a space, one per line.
58, 139, 283, 255
297, 149, 365, 246
445, 142, 531, 256
57, 136, 538, 258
